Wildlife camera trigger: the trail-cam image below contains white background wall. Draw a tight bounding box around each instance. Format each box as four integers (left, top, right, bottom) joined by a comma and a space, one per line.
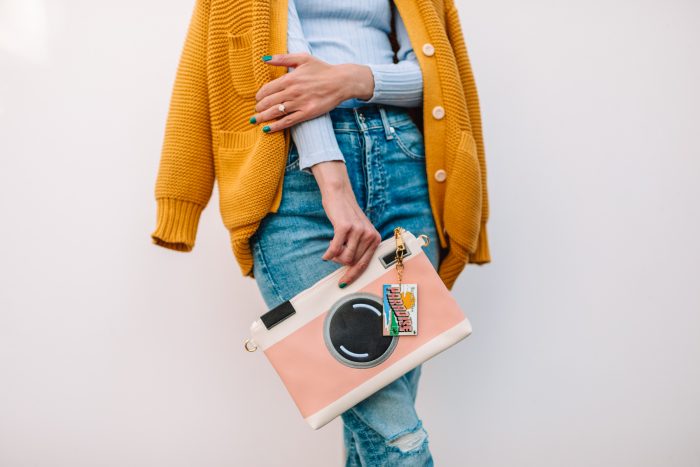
1, 0, 698, 466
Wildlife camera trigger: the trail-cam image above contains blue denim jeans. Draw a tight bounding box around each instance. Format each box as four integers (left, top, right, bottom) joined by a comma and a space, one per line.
250, 103, 439, 466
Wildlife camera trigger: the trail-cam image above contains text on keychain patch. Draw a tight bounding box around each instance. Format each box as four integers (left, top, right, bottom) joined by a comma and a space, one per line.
382, 283, 418, 336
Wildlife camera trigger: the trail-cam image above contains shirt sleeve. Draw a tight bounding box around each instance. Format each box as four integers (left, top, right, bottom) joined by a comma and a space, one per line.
356, 2, 424, 108
287, 0, 345, 174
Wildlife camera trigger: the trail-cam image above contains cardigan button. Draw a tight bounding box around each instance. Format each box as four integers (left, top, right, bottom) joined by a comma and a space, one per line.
422, 43, 435, 56
432, 105, 445, 119
434, 169, 447, 182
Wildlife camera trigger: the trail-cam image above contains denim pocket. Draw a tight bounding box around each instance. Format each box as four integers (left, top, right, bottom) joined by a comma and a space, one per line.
284, 140, 299, 172
390, 119, 426, 160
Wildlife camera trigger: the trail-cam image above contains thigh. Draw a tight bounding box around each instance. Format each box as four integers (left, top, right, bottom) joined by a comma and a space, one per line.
343, 364, 423, 439
375, 115, 441, 272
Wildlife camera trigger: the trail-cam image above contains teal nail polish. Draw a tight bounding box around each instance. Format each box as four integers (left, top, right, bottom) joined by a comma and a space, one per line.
339, 282, 347, 289
262, 125, 271, 133
249, 116, 256, 124
261, 55, 272, 61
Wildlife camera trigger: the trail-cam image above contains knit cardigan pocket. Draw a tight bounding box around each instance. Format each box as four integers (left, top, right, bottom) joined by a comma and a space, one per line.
443, 130, 483, 255
227, 28, 257, 98
214, 127, 262, 229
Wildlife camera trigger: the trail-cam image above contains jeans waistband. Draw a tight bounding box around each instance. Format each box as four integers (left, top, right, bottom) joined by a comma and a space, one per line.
328, 103, 416, 138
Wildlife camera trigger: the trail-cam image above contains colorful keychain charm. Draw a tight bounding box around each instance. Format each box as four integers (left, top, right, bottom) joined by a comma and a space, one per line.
382, 227, 418, 336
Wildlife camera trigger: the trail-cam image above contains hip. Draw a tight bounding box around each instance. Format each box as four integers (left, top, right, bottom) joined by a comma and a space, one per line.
251, 103, 439, 308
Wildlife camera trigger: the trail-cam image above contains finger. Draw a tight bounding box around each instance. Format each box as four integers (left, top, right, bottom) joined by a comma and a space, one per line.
261, 52, 313, 68
337, 234, 381, 287
250, 96, 297, 124
335, 225, 360, 265
255, 72, 295, 104
346, 224, 378, 266
257, 55, 310, 102
323, 222, 351, 262
258, 111, 304, 133
354, 226, 381, 265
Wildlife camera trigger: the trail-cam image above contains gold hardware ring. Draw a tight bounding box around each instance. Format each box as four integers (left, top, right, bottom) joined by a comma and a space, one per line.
418, 233, 431, 246
244, 339, 258, 352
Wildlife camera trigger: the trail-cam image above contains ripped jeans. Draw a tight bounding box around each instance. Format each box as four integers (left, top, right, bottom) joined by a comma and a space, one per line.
250, 103, 439, 466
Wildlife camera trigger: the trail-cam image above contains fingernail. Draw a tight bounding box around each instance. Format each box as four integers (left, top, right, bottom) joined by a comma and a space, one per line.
249, 116, 256, 124
262, 125, 271, 133
261, 55, 272, 61
338, 282, 347, 289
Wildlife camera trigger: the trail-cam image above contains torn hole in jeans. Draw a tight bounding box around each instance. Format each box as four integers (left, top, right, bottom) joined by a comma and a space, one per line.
387, 427, 428, 453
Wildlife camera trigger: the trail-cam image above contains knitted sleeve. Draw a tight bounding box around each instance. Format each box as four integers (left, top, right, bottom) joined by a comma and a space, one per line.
444, 0, 491, 264
150, 0, 215, 252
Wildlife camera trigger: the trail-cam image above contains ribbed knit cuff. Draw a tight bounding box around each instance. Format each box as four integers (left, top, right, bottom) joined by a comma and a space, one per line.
291, 113, 346, 174
150, 198, 205, 252
469, 222, 491, 264
356, 61, 424, 108
299, 148, 346, 174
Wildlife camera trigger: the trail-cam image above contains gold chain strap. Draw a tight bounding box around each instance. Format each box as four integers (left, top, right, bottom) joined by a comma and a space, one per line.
394, 226, 406, 286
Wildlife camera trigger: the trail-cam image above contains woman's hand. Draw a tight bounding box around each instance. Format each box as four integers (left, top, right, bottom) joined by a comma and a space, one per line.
250, 53, 374, 132
254, 53, 380, 287
311, 161, 382, 288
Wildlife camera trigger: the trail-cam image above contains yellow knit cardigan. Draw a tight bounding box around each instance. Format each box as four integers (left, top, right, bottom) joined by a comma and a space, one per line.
151, 0, 491, 290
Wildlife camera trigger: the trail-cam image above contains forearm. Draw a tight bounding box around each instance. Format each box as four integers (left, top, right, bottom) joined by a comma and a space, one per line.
287, 0, 347, 175
310, 158, 354, 199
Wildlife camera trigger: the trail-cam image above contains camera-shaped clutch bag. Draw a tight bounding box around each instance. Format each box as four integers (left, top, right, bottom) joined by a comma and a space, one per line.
244, 228, 472, 430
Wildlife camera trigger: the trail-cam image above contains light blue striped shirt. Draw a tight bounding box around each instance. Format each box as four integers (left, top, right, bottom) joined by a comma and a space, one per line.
286, 0, 423, 173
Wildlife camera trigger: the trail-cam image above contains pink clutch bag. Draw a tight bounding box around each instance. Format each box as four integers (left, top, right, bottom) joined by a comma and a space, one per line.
244, 227, 472, 429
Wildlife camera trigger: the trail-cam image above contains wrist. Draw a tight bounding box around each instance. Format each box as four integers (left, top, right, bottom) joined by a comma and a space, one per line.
336, 64, 374, 102
311, 161, 352, 196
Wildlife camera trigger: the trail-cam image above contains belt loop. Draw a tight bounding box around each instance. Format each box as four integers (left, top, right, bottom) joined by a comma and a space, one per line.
377, 105, 394, 140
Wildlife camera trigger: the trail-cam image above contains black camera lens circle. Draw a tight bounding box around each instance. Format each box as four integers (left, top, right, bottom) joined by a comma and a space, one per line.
323, 292, 398, 369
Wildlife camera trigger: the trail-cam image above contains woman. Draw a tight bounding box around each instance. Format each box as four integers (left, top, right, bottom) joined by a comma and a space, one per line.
150, 0, 490, 464
250, 0, 437, 464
